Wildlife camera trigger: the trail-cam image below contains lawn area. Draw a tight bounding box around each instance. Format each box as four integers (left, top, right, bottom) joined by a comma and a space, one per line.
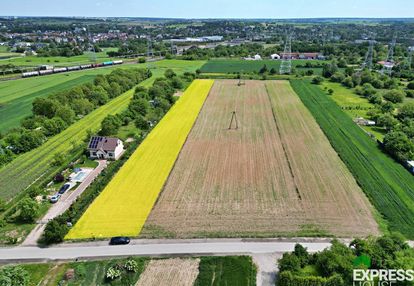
116, 122, 140, 141
74, 158, 99, 169
0, 60, 205, 200
65, 79, 214, 239
291, 79, 414, 239
194, 256, 257, 286
320, 81, 386, 140
199, 59, 325, 74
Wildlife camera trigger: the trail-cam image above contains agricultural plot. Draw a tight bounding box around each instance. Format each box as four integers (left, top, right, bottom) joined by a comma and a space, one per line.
136, 258, 200, 286
142, 80, 378, 238
290, 79, 414, 238
199, 59, 324, 74
194, 256, 257, 286
0, 60, 205, 200
0, 75, 95, 132
65, 79, 214, 239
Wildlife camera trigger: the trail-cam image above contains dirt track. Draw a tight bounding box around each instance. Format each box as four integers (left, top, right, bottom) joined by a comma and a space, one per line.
142, 80, 378, 238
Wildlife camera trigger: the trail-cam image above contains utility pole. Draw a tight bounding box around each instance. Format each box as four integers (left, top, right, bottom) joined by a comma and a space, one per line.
279, 33, 292, 75
381, 33, 397, 75
228, 111, 239, 130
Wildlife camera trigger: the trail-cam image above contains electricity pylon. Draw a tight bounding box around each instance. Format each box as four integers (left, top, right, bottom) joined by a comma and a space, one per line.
147, 37, 153, 58
362, 40, 375, 70
279, 34, 292, 75
381, 33, 397, 75
228, 111, 239, 130
407, 46, 414, 70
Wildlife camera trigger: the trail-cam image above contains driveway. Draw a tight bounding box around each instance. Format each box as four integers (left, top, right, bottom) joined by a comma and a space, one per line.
22, 160, 108, 246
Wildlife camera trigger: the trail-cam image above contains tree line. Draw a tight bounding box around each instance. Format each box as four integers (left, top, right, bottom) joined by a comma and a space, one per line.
316, 63, 414, 165
278, 234, 413, 286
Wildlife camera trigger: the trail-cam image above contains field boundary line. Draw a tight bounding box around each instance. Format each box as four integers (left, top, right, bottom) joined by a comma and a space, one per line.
152, 80, 215, 209
264, 82, 302, 201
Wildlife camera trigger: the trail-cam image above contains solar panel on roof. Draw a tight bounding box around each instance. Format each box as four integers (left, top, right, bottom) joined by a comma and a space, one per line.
89, 136, 103, 149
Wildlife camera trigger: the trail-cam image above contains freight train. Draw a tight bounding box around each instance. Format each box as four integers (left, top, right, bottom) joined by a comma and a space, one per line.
22, 60, 123, 78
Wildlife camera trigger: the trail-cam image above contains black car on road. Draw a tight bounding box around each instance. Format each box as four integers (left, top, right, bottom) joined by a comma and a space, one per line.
109, 237, 130, 245
58, 183, 71, 194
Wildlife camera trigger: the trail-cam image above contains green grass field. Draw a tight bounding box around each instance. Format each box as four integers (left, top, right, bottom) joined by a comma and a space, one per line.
0, 60, 205, 201
194, 256, 257, 286
0, 75, 95, 132
321, 81, 386, 140
199, 59, 325, 74
291, 79, 414, 239
0, 51, 112, 67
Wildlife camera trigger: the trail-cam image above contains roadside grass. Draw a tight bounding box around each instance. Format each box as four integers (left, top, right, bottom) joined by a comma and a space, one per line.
290, 79, 414, 239
194, 256, 257, 286
21, 263, 53, 286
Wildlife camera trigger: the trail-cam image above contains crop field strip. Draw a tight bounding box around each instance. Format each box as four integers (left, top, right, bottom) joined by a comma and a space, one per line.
136, 258, 200, 286
290, 79, 414, 238
0, 60, 205, 201
0, 75, 95, 132
65, 79, 214, 239
142, 80, 378, 238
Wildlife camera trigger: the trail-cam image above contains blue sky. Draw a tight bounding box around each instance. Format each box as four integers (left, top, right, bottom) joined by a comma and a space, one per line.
2, 0, 414, 18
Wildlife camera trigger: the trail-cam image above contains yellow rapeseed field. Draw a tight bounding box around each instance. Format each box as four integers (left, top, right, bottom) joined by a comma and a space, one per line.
65, 79, 214, 239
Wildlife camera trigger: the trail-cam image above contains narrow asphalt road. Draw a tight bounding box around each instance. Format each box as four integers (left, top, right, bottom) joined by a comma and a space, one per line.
22, 160, 108, 246
1, 239, 336, 262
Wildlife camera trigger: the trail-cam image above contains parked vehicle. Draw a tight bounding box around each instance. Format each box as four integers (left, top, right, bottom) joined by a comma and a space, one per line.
49, 194, 61, 203
58, 183, 71, 194
109, 236, 130, 245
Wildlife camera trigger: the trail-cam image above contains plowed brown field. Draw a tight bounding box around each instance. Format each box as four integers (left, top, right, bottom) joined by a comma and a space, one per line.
142, 80, 378, 238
